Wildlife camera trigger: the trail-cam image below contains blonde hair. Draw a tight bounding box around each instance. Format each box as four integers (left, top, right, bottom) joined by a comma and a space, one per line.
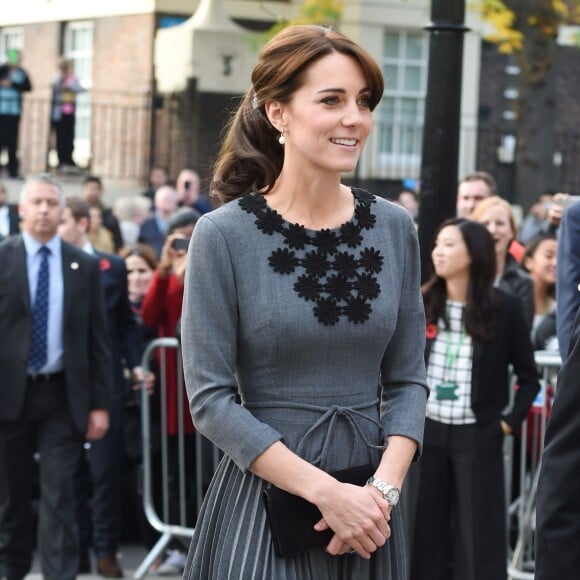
471, 196, 517, 240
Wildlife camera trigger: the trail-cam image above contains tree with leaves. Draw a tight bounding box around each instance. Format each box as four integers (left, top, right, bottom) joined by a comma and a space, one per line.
480, 0, 580, 208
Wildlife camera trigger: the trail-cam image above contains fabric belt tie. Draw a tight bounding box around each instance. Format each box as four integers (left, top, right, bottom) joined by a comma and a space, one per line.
245, 399, 385, 467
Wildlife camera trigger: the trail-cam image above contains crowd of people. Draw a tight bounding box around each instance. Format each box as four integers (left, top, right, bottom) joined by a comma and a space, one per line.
0, 22, 579, 580
0, 167, 214, 579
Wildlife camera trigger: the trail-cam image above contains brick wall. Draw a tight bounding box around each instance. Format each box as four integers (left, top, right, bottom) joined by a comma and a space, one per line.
92, 14, 155, 100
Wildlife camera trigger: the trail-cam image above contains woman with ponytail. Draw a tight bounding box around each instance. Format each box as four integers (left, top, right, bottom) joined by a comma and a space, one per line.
181, 24, 428, 579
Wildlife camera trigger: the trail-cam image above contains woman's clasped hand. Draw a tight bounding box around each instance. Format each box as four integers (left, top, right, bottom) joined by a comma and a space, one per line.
313, 480, 391, 559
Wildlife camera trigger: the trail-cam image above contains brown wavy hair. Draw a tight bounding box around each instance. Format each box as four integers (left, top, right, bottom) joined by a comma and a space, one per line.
211, 25, 384, 203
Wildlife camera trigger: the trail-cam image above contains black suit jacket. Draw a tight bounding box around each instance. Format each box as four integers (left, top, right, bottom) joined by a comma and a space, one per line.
425, 290, 540, 430
557, 202, 580, 358
0, 236, 112, 433
94, 249, 140, 387
535, 308, 580, 579
138, 217, 165, 258
7, 204, 20, 236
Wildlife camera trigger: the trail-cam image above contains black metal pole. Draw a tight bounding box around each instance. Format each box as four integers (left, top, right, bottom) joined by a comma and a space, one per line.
417, 0, 468, 282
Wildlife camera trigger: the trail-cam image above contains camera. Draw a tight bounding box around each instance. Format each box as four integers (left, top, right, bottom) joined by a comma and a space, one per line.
171, 237, 190, 251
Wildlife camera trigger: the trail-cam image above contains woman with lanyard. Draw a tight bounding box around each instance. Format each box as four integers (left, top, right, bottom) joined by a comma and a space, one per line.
410, 218, 539, 580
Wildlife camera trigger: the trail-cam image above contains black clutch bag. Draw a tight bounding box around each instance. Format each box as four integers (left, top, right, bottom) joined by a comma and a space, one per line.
262, 463, 375, 557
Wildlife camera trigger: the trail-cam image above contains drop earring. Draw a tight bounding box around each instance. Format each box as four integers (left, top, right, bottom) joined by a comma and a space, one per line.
278, 130, 285, 145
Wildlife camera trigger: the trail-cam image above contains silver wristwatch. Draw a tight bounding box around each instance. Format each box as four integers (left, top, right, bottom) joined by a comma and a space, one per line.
366, 476, 400, 507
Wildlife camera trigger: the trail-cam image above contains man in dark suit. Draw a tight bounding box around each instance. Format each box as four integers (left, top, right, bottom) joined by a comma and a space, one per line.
0, 181, 20, 237
58, 196, 149, 578
556, 201, 580, 359
536, 308, 580, 579
536, 200, 580, 578
0, 174, 112, 580
138, 185, 178, 258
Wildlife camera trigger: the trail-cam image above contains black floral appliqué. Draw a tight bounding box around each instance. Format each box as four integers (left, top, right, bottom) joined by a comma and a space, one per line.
283, 223, 310, 250
302, 250, 330, 277
314, 297, 341, 326
314, 229, 340, 254
239, 194, 267, 214
294, 274, 323, 302
268, 248, 299, 274
353, 273, 381, 300
255, 208, 285, 235
359, 247, 383, 274
333, 251, 358, 278
239, 188, 383, 326
340, 221, 363, 248
344, 296, 372, 324
355, 204, 376, 230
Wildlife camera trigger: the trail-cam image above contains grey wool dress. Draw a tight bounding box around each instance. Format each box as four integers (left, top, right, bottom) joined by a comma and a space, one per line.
181, 188, 428, 580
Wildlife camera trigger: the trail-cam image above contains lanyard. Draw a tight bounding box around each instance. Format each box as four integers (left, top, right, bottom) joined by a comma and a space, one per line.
443, 327, 467, 381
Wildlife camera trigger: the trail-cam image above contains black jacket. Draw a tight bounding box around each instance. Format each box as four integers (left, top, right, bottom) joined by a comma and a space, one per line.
499, 254, 535, 332
425, 290, 540, 431
536, 309, 580, 579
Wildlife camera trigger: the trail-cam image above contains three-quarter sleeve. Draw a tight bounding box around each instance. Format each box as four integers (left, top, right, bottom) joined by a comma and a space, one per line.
380, 213, 429, 456
181, 216, 283, 472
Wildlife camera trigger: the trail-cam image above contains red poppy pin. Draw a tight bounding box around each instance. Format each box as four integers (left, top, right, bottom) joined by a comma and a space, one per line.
426, 323, 438, 339
100, 258, 111, 271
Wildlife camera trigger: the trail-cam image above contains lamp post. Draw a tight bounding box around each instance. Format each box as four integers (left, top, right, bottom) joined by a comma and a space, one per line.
417, 0, 468, 282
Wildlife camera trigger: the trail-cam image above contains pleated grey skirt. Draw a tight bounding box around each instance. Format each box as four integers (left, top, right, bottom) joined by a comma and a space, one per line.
183, 455, 407, 580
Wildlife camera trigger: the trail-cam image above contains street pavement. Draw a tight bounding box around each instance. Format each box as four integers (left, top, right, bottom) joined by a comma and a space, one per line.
28, 544, 171, 579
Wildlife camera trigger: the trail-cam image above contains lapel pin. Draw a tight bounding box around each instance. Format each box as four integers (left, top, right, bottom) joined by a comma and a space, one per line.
71, 262, 79, 270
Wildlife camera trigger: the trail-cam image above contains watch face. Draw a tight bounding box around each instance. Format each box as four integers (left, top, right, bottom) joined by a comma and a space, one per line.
385, 488, 400, 506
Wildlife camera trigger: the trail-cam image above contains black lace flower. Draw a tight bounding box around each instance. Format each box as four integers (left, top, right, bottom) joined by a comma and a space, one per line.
268, 248, 299, 274
353, 188, 375, 207
325, 274, 352, 302
344, 296, 372, 324
333, 251, 358, 278
283, 223, 310, 250
355, 205, 376, 230
239, 193, 267, 214
255, 208, 285, 235
313, 297, 341, 326
293, 274, 323, 302
359, 247, 384, 273
302, 250, 330, 277
353, 273, 381, 300
340, 222, 363, 248
314, 229, 340, 254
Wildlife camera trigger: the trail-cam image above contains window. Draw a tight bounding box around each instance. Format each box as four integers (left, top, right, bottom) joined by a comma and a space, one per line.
0, 27, 24, 61
64, 21, 93, 165
376, 30, 428, 178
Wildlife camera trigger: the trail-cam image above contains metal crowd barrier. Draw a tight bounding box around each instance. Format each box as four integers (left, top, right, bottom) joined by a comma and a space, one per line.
133, 337, 221, 580
507, 350, 562, 580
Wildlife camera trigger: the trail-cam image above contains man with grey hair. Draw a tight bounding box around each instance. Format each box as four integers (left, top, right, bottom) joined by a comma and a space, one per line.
0, 174, 112, 580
